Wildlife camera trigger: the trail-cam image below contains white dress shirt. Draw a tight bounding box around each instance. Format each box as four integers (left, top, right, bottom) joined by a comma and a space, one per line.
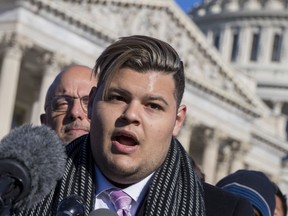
94, 165, 153, 215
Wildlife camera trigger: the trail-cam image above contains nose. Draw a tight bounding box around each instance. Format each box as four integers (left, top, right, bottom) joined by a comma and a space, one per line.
69, 99, 86, 120
120, 101, 140, 125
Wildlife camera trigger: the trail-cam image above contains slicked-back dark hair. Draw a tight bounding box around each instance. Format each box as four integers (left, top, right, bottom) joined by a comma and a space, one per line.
93, 35, 185, 107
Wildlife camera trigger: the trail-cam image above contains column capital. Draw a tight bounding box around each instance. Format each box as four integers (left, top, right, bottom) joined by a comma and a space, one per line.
192, 125, 226, 149
222, 138, 241, 152
3, 45, 23, 60
42, 52, 71, 76
1, 32, 33, 52
202, 126, 225, 143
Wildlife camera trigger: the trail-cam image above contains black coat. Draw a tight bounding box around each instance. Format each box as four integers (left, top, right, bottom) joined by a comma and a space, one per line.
136, 182, 254, 215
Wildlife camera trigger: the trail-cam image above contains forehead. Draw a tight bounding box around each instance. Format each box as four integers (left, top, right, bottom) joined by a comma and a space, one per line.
107, 68, 176, 100
55, 67, 96, 94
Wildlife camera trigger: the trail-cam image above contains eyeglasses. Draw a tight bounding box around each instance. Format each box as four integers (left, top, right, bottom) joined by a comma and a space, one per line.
46, 95, 89, 113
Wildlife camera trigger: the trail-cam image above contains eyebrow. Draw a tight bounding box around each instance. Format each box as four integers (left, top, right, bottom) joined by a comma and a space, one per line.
144, 95, 169, 106
53, 95, 89, 99
107, 87, 129, 97
107, 87, 169, 106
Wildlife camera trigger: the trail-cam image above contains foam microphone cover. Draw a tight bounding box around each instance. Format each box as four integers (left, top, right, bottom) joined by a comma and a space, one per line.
88, 209, 118, 216
0, 124, 67, 210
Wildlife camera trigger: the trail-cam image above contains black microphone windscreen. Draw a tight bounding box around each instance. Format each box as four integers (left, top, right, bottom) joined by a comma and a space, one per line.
0, 124, 67, 210
88, 209, 117, 216
56, 194, 85, 216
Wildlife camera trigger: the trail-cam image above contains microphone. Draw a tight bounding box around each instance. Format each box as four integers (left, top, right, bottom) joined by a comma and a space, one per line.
56, 194, 85, 216
88, 209, 117, 216
0, 124, 66, 213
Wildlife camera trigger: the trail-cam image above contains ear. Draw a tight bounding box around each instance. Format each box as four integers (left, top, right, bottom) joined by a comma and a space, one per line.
172, 104, 186, 136
40, 113, 46, 125
87, 86, 97, 119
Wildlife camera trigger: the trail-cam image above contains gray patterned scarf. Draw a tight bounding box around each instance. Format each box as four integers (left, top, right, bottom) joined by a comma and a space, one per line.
12, 135, 205, 216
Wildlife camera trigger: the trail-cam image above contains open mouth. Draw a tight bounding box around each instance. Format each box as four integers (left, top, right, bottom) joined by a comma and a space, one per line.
113, 132, 138, 146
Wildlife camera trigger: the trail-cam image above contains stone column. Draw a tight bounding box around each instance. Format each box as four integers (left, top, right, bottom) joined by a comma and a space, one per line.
281, 28, 288, 64
228, 140, 244, 172
221, 26, 233, 62
270, 101, 287, 139
177, 116, 199, 151
30, 53, 70, 125
215, 138, 245, 182
202, 127, 223, 184
215, 139, 233, 181
273, 101, 283, 116
238, 25, 252, 64
0, 38, 26, 138
206, 29, 214, 46
259, 27, 273, 63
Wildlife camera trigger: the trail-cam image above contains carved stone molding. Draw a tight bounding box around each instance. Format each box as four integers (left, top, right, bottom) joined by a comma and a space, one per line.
42, 52, 71, 75
0, 33, 33, 55
218, 138, 240, 163
26, 0, 116, 43
203, 127, 225, 145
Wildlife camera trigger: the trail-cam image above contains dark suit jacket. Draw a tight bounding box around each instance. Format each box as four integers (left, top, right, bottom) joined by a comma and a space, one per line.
136, 183, 254, 215
204, 183, 254, 216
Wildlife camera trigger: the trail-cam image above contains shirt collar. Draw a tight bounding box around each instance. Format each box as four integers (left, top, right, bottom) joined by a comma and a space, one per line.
95, 165, 153, 203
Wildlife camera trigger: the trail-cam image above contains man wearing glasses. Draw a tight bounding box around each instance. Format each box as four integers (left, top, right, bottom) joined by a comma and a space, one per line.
40, 64, 97, 144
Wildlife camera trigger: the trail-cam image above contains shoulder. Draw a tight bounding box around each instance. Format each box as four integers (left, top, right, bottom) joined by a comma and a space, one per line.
203, 183, 254, 216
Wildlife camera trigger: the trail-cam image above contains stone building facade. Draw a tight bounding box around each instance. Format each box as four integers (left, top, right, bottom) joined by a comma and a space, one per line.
0, 0, 287, 192
190, 0, 288, 140
190, 0, 288, 190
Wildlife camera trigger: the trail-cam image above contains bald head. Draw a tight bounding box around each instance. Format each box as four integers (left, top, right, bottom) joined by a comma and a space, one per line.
40, 65, 97, 144
45, 65, 95, 106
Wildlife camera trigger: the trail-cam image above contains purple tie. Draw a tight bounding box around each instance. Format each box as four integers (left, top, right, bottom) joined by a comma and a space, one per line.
106, 189, 132, 216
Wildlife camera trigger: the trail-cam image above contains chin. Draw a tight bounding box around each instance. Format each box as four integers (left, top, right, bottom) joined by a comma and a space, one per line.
108, 172, 140, 186
62, 134, 78, 143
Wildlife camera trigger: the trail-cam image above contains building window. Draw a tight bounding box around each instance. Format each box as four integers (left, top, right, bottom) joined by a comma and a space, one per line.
231, 30, 239, 62
271, 33, 282, 62
250, 31, 260, 61
213, 32, 221, 50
